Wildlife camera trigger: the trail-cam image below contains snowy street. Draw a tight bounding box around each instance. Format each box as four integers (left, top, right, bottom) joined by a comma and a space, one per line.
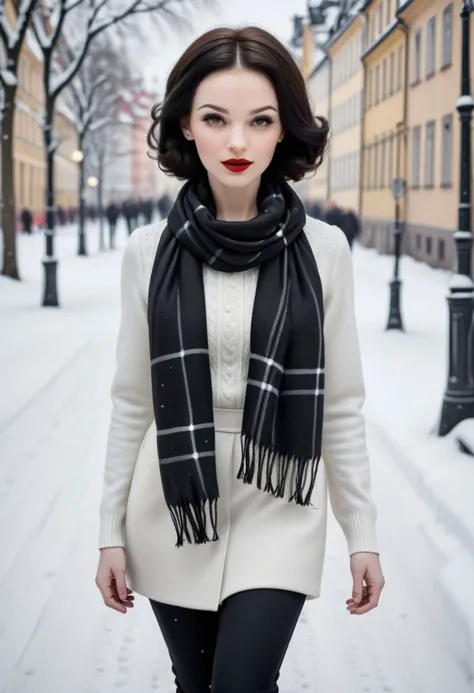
1, 222, 474, 693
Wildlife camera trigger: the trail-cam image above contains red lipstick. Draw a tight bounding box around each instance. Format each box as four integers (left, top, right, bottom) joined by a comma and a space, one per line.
222, 158, 253, 173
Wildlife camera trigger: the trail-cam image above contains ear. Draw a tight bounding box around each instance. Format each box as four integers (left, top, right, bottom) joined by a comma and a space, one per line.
180, 118, 193, 141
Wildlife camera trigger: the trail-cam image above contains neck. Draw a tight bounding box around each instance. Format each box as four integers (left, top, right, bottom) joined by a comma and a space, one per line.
207, 172, 260, 221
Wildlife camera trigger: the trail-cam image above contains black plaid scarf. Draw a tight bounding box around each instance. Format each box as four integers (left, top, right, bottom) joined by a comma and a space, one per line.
148, 175, 325, 547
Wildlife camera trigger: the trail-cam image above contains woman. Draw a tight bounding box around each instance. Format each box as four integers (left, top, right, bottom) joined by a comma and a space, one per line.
95, 26, 385, 693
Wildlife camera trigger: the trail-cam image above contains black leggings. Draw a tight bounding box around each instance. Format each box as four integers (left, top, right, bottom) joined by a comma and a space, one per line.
150, 588, 306, 693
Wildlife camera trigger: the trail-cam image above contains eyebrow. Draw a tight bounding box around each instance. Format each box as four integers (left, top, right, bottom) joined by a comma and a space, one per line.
197, 104, 277, 114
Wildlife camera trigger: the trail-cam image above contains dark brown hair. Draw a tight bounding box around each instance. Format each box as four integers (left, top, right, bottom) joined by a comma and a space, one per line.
147, 27, 329, 182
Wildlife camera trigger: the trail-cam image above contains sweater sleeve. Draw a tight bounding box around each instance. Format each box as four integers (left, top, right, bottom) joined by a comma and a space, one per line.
321, 228, 379, 556
98, 230, 155, 549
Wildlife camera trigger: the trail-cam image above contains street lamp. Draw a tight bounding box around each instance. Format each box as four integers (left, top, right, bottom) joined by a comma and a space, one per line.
72, 148, 88, 256
438, 0, 474, 435
72, 149, 84, 163
87, 176, 99, 188
386, 122, 406, 331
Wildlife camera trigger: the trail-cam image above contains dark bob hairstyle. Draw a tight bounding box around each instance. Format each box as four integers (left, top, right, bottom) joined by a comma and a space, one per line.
147, 26, 330, 182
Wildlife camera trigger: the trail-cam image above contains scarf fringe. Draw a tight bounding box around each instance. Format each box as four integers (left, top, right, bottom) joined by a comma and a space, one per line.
168, 497, 219, 548
238, 435, 321, 506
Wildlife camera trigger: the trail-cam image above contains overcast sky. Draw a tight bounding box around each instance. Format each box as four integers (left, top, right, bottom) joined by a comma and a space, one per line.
142, 0, 308, 94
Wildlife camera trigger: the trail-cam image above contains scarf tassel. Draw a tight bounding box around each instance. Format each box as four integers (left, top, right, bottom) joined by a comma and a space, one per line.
238, 435, 321, 507
168, 497, 219, 548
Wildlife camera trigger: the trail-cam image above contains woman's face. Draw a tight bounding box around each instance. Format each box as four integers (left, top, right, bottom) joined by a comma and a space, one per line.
182, 68, 284, 188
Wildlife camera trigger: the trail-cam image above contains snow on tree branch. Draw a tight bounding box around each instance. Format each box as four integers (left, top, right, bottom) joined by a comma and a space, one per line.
49, 0, 187, 99
0, 0, 39, 91
0, 0, 37, 51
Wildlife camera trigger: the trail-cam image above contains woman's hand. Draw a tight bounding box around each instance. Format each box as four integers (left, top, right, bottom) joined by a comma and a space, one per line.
346, 552, 385, 615
95, 547, 135, 614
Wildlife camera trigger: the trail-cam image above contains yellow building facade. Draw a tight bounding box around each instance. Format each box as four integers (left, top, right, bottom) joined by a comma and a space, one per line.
12, 11, 45, 219
54, 99, 80, 211
360, 0, 408, 252
326, 13, 364, 213
303, 55, 331, 206
7, 0, 78, 223
297, 0, 474, 270
399, 0, 472, 269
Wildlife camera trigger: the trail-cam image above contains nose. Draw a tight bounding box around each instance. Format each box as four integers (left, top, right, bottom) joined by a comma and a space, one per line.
227, 127, 248, 155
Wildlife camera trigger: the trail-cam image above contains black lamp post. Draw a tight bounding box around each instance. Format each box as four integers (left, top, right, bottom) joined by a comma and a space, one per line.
386, 176, 406, 330
439, 0, 474, 436
386, 123, 406, 330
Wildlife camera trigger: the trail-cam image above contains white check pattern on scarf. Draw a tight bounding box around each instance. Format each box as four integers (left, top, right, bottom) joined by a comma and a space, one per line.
151, 240, 325, 467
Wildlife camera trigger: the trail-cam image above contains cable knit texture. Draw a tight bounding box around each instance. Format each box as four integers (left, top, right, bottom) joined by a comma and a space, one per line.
98, 216, 378, 609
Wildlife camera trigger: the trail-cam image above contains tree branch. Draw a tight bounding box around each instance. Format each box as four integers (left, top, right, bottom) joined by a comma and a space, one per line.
0, 4, 13, 49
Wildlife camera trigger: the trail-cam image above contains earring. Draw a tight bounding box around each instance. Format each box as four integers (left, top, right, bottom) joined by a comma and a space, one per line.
278, 136, 283, 143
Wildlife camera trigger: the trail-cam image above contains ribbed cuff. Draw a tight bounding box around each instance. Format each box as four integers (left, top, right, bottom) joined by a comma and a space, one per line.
98, 513, 125, 549
345, 513, 379, 556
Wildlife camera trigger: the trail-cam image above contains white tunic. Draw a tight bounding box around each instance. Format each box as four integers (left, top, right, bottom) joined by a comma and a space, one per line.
98, 216, 379, 611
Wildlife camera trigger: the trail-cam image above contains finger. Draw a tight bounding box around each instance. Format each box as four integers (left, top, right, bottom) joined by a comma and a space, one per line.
347, 586, 368, 603
351, 572, 365, 605
103, 586, 127, 614
110, 580, 134, 609
350, 586, 381, 615
112, 568, 129, 602
347, 584, 368, 607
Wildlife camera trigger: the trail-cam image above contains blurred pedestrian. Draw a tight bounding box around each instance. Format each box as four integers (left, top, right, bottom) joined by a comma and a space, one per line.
341, 208, 361, 250
322, 199, 344, 228
143, 198, 154, 225
20, 208, 33, 234
56, 206, 66, 226
96, 25, 384, 693
122, 198, 137, 236
157, 193, 172, 220
306, 200, 323, 219
106, 200, 120, 249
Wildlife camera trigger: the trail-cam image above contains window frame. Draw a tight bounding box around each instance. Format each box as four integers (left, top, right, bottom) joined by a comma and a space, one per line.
441, 113, 453, 187
426, 16, 436, 78
424, 120, 436, 188
412, 125, 421, 188
442, 3, 453, 69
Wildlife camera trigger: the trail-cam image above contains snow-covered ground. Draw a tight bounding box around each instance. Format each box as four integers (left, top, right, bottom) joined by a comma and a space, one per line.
0, 222, 473, 693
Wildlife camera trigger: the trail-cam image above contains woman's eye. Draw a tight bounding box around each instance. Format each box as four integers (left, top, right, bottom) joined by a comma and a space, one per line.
204, 115, 223, 125
254, 117, 273, 127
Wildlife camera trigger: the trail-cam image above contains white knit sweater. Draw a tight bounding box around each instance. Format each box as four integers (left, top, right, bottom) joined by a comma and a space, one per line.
99, 216, 378, 558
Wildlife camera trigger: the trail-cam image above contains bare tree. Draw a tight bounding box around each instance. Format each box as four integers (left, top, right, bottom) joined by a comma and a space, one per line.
0, 0, 39, 279
31, 0, 214, 307
87, 122, 137, 250
65, 36, 134, 255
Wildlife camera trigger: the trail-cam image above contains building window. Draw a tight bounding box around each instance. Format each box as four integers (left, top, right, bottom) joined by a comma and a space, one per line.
412, 125, 421, 187
442, 4, 453, 68
368, 144, 373, 189
386, 0, 391, 25
366, 70, 372, 109
425, 120, 435, 187
19, 162, 25, 206
426, 17, 436, 77
441, 114, 453, 186
381, 138, 386, 187
438, 239, 445, 261
374, 140, 379, 188
426, 237, 432, 255
366, 146, 370, 189
413, 30, 422, 83
378, 2, 383, 34
382, 58, 387, 99
389, 52, 395, 94
388, 133, 394, 183
397, 45, 404, 90
375, 64, 380, 103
